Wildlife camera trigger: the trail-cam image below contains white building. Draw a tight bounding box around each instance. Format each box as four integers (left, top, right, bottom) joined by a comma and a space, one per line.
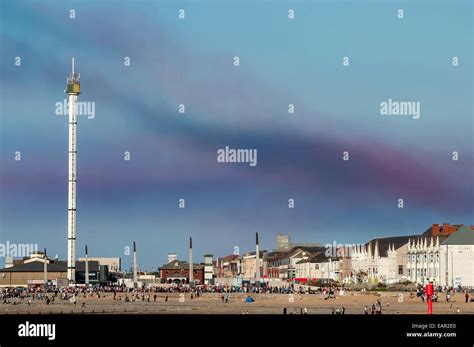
439, 226, 474, 287
295, 251, 343, 282
406, 223, 472, 286
407, 236, 441, 284
351, 236, 413, 284
294, 252, 320, 280
286, 247, 324, 279
204, 254, 214, 284
77, 257, 121, 273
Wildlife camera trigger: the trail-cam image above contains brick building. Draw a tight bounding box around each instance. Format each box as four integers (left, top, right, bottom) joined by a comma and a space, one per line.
159, 260, 204, 284
214, 254, 240, 278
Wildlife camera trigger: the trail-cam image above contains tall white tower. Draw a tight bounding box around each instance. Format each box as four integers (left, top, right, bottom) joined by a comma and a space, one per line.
66, 58, 80, 283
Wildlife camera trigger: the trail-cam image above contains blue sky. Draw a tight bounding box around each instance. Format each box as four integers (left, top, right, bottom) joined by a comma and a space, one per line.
0, 0, 472, 270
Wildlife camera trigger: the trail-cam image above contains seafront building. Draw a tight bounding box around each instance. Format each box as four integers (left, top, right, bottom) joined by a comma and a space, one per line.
1, 224, 472, 288
0, 252, 106, 287
407, 224, 474, 287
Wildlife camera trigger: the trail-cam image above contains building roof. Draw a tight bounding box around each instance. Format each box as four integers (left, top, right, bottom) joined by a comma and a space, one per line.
365, 235, 417, 257
441, 226, 474, 245
421, 224, 463, 237
296, 251, 340, 264
275, 242, 322, 251
291, 246, 325, 254
0, 261, 66, 273
366, 224, 468, 255
267, 250, 291, 259
0, 260, 99, 273
290, 246, 325, 258
290, 243, 323, 249
242, 251, 267, 258
218, 254, 240, 262
159, 259, 203, 270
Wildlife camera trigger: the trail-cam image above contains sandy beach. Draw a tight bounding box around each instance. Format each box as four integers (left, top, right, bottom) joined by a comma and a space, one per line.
2, 291, 473, 315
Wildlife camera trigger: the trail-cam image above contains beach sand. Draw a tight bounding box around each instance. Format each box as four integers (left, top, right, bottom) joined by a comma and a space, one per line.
2, 291, 473, 315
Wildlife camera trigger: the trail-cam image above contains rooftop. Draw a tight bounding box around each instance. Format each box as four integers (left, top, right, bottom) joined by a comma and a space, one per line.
159, 259, 204, 270
441, 225, 474, 245
365, 235, 417, 256
0, 260, 99, 273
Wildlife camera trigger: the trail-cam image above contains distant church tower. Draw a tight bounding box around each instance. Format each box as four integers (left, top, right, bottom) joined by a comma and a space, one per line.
276, 234, 291, 250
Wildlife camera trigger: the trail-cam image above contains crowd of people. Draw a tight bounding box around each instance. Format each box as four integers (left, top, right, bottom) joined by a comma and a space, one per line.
1, 282, 472, 315
364, 299, 383, 315
411, 285, 472, 304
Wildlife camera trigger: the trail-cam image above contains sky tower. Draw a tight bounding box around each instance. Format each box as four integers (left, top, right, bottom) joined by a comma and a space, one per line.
66, 58, 80, 283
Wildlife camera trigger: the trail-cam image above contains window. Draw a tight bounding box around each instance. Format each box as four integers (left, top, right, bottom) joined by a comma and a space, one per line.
398, 265, 403, 275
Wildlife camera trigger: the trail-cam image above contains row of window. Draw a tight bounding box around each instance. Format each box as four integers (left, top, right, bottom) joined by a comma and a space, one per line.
408, 253, 439, 263
408, 268, 439, 277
